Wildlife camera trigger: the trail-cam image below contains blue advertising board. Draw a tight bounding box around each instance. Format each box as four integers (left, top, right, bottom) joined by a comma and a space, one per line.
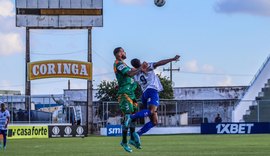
201, 122, 270, 134
107, 125, 122, 136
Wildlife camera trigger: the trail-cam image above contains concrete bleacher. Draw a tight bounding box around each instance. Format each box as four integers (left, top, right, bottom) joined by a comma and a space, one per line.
243, 79, 270, 122
233, 55, 270, 122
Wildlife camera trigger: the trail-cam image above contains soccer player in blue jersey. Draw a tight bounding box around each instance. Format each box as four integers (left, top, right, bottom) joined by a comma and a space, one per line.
0, 102, 10, 150
126, 55, 180, 147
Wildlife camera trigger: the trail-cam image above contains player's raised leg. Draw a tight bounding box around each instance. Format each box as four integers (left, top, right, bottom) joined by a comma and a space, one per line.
137, 105, 158, 136
125, 91, 151, 127
125, 109, 151, 127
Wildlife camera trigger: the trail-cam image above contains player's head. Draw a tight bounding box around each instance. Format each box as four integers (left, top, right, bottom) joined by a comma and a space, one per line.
0, 101, 5, 110
131, 58, 141, 69
113, 47, 126, 60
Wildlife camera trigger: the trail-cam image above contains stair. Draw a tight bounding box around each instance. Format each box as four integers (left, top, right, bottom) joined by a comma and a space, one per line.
243, 79, 270, 122
233, 55, 270, 122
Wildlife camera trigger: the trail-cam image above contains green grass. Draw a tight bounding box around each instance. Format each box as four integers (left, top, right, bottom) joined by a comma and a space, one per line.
2, 134, 270, 156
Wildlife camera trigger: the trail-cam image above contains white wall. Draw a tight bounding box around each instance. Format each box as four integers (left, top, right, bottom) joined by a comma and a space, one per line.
100, 126, 201, 136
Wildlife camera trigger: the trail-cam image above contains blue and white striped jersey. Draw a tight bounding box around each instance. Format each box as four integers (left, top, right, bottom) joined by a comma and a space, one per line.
0, 110, 10, 130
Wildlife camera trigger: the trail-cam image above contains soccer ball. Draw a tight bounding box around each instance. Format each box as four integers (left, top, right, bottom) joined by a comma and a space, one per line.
154, 0, 166, 7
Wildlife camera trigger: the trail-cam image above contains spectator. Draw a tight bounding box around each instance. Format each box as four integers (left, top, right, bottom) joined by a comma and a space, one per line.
215, 113, 222, 123
76, 119, 81, 125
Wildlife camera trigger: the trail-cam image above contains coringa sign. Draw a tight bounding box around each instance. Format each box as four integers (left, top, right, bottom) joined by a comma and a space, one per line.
28, 60, 92, 80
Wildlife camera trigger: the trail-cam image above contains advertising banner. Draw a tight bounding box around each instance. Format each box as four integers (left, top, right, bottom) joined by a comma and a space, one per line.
16, 0, 103, 28
7, 125, 49, 139
48, 125, 87, 138
28, 60, 92, 80
201, 122, 270, 134
106, 125, 123, 136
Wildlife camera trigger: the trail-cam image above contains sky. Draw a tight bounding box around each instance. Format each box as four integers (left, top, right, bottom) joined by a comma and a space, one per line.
0, 0, 270, 95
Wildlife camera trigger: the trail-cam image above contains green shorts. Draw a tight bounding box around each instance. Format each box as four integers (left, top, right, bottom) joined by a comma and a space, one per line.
118, 94, 138, 114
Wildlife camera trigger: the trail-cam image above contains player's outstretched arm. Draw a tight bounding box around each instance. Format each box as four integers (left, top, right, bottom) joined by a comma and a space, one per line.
126, 67, 142, 77
153, 55, 180, 68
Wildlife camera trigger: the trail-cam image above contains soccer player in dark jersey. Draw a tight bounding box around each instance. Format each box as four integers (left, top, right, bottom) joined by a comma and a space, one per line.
113, 47, 145, 152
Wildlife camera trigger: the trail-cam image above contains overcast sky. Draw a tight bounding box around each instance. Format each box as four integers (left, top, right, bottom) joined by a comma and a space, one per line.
0, 0, 270, 94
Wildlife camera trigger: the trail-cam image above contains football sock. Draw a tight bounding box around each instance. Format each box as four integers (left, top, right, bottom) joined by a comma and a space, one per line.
122, 127, 128, 143
3, 133, 6, 147
137, 121, 155, 136
130, 110, 151, 120
130, 127, 135, 140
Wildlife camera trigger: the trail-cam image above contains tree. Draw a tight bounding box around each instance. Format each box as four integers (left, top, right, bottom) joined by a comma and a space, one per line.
95, 80, 142, 101
157, 74, 174, 99
96, 74, 174, 101
95, 80, 118, 101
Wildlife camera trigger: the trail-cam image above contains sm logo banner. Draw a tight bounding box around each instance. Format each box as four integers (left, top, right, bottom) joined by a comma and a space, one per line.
201, 123, 270, 134
107, 125, 123, 136
28, 60, 92, 80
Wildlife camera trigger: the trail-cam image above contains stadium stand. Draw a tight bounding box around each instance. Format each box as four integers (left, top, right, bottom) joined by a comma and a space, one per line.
243, 78, 270, 122
233, 55, 270, 122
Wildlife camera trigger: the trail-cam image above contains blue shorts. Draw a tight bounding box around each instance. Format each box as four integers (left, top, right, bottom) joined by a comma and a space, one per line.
0, 129, 7, 135
141, 88, 160, 108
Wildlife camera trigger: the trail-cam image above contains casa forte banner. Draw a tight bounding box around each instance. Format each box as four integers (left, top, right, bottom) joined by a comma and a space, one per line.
28, 60, 92, 80
7, 125, 49, 139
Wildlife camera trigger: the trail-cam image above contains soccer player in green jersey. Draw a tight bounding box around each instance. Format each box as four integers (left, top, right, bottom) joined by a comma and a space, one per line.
113, 47, 144, 153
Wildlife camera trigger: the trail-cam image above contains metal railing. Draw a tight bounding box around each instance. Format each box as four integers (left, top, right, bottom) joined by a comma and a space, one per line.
95, 99, 238, 127
1, 95, 269, 130
0, 95, 86, 125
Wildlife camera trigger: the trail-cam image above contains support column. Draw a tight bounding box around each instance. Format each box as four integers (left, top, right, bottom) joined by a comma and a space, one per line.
25, 27, 31, 111
87, 28, 93, 134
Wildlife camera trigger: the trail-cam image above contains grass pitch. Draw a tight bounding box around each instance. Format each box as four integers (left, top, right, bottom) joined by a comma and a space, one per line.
2, 134, 270, 156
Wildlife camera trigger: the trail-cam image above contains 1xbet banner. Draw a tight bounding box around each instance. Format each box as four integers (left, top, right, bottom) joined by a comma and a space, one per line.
7, 125, 49, 139
201, 122, 270, 134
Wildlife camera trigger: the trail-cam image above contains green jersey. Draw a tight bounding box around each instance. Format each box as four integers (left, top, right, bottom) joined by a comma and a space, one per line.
114, 60, 137, 97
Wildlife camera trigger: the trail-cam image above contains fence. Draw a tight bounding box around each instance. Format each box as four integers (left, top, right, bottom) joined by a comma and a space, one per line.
95, 99, 237, 128
1, 95, 270, 129
0, 95, 86, 125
